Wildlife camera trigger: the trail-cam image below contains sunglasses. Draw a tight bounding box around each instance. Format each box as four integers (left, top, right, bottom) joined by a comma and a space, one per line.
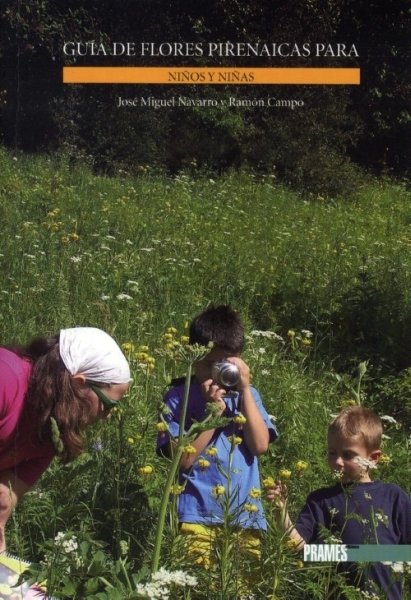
86, 381, 118, 411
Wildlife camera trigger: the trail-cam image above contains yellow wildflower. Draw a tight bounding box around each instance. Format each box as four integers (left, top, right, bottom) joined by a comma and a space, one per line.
295, 460, 309, 472
285, 538, 299, 550
228, 435, 242, 446
378, 454, 392, 465
206, 447, 218, 457
166, 327, 177, 334
180, 335, 189, 344
183, 444, 197, 454
122, 342, 135, 353
278, 469, 292, 480
197, 458, 211, 470
244, 503, 258, 513
302, 338, 311, 346
287, 330, 296, 338
138, 345, 149, 352
138, 465, 153, 475
156, 422, 168, 432
262, 476, 275, 488
163, 333, 174, 342
212, 485, 225, 498
127, 437, 135, 444
233, 413, 247, 425
249, 488, 261, 499
340, 398, 357, 407
170, 484, 185, 495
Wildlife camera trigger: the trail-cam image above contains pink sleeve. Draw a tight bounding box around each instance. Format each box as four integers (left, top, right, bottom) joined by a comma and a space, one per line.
0, 361, 24, 440
14, 455, 54, 487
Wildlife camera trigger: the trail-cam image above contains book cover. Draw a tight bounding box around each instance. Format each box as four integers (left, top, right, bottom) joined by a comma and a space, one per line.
0, 2, 409, 599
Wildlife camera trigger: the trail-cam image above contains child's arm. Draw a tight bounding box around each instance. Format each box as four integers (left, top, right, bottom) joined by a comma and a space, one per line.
229, 357, 270, 455
179, 380, 227, 470
266, 481, 306, 549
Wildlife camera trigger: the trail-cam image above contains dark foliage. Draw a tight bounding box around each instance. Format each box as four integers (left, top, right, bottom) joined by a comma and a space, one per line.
0, 0, 409, 193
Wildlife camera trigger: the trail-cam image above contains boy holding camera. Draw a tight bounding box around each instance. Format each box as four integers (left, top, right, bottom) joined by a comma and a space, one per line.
157, 305, 278, 576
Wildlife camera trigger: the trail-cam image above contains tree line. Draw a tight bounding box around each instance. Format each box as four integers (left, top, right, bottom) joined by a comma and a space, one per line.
0, 0, 409, 194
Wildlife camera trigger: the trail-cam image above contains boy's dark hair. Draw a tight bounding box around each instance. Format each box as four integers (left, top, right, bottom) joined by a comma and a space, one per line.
189, 305, 245, 354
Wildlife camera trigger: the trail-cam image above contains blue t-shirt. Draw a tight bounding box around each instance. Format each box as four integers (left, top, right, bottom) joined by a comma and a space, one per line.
295, 480, 411, 599
157, 378, 278, 530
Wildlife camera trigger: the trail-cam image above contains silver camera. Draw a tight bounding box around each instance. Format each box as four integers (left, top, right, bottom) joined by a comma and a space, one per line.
211, 361, 240, 388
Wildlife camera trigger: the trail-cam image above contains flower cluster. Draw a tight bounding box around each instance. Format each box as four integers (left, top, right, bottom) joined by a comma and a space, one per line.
228, 435, 242, 446
233, 413, 247, 425
135, 567, 197, 600
278, 469, 292, 480
378, 454, 392, 466
139, 465, 154, 475
54, 532, 78, 554
212, 484, 225, 498
295, 460, 309, 473
353, 456, 377, 473
287, 328, 313, 349
262, 476, 275, 488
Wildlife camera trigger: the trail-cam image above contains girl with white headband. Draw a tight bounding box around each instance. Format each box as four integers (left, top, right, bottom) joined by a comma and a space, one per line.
0, 327, 131, 553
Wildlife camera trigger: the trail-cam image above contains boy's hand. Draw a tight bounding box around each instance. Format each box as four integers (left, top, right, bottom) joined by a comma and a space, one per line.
226, 356, 250, 391
201, 379, 227, 416
266, 481, 288, 510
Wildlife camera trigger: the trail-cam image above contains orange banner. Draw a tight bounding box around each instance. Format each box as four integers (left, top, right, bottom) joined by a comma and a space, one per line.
63, 67, 360, 85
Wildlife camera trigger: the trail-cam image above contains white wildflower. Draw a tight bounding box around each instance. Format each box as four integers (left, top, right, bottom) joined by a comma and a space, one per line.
136, 568, 197, 599
380, 415, 397, 425
249, 330, 284, 342
360, 591, 380, 599
54, 532, 78, 554
100, 294, 110, 301
375, 511, 389, 526
353, 456, 377, 471
69, 256, 82, 263
301, 329, 313, 338
116, 293, 133, 300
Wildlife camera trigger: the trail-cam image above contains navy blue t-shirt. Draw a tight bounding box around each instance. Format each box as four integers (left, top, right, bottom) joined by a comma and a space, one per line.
295, 480, 411, 599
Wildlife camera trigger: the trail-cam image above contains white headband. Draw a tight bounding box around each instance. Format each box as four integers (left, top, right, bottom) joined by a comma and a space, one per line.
59, 327, 131, 384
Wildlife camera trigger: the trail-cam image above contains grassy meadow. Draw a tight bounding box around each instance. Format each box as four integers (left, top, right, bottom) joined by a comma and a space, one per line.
0, 146, 410, 599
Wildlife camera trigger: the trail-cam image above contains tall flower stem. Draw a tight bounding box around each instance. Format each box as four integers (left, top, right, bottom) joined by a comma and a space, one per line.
150, 363, 193, 574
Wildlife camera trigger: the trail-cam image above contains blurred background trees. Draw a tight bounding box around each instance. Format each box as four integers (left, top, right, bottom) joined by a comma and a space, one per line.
0, 0, 409, 194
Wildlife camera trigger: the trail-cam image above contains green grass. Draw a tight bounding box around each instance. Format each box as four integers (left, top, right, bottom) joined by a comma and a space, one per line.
1, 147, 410, 598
